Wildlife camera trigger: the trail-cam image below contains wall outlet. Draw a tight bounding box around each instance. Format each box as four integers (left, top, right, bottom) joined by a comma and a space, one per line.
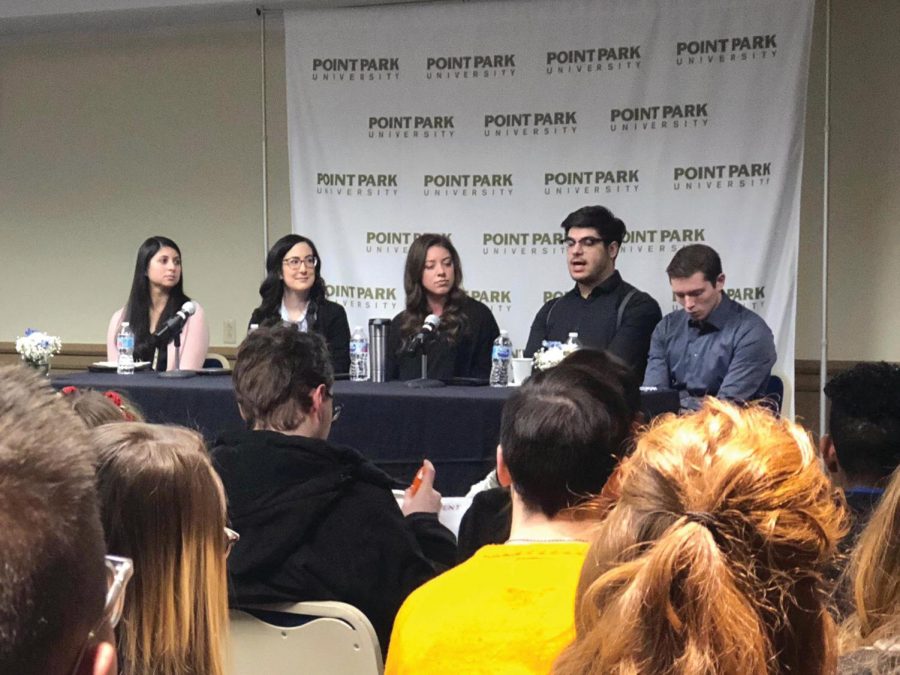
223, 319, 237, 345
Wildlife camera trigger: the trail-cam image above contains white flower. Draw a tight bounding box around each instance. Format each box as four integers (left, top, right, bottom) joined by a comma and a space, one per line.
15, 329, 62, 365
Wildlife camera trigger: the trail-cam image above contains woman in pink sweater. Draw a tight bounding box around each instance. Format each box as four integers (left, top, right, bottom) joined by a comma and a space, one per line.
106, 236, 208, 371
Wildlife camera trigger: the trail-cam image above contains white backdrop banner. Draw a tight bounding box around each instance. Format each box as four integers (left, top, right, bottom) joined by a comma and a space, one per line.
284, 0, 814, 409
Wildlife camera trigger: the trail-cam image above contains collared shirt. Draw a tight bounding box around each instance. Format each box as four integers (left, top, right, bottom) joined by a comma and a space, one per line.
524, 271, 661, 378
280, 299, 309, 333
643, 294, 776, 410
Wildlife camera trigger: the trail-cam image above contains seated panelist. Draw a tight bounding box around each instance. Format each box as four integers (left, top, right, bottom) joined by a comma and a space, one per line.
387, 234, 499, 381
249, 234, 351, 374
106, 236, 208, 371
643, 244, 776, 410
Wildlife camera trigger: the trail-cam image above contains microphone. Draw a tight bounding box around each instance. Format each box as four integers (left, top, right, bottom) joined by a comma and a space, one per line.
153, 301, 196, 344
404, 314, 441, 354
415, 314, 441, 341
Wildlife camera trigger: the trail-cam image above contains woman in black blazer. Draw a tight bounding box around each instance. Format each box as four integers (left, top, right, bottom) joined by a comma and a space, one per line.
249, 234, 351, 373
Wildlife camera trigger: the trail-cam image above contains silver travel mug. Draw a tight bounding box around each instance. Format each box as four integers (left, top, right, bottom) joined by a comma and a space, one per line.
368, 318, 391, 383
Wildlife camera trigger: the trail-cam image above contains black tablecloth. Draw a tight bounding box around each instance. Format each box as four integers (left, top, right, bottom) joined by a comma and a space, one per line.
52, 371, 679, 495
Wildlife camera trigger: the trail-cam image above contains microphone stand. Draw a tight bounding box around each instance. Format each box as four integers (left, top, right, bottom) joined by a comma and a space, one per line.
158, 331, 197, 379
405, 335, 445, 389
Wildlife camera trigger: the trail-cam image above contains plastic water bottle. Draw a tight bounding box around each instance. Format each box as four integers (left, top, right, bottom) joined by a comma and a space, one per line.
563, 332, 582, 355
489, 330, 513, 387
349, 326, 369, 381
116, 322, 135, 375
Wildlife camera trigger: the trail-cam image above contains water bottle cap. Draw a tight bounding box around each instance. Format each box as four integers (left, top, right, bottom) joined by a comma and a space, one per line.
121, 322, 129, 327
568, 332, 578, 338
500, 329, 509, 336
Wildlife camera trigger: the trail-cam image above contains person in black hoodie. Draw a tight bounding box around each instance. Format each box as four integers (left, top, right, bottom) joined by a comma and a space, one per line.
211, 325, 456, 652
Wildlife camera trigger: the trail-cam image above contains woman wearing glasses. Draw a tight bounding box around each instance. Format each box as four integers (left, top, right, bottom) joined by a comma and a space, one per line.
94, 423, 232, 675
106, 236, 209, 371
249, 234, 351, 374
387, 233, 499, 381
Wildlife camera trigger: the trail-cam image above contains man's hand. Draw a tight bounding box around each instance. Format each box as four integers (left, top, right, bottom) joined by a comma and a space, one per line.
401, 459, 441, 515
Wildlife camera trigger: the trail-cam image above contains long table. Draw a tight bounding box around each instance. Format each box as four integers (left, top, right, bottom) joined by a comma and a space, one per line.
52, 371, 679, 495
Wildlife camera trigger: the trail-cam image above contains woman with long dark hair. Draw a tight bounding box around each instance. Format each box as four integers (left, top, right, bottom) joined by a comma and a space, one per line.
249, 233, 351, 373
106, 236, 208, 371
387, 233, 499, 381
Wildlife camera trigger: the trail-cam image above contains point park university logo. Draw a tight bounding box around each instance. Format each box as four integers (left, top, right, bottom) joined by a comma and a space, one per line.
546, 46, 641, 75
544, 169, 639, 196
368, 115, 455, 140
425, 54, 516, 80
484, 112, 577, 138
672, 163, 772, 191
423, 174, 513, 197
316, 173, 398, 198
610, 103, 709, 133
675, 34, 777, 66
325, 284, 399, 311
311, 57, 400, 82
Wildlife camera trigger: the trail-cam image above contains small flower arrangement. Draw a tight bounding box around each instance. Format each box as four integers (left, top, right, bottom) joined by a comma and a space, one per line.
15, 329, 62, 366
532, 340, 579, 372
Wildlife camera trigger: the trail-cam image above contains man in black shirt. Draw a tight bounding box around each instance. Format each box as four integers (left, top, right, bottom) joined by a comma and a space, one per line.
524, 205, 661, 378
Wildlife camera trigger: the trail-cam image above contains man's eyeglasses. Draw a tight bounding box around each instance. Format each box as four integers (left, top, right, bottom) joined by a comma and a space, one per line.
224, 527, 240, 557
70, 555, 134, 674
564, 236, 606, 249
282, 255, 318, 270
325, 389, 343, 423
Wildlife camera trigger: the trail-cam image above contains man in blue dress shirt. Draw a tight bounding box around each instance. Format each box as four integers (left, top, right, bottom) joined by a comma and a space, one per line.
643, 244, 776, 410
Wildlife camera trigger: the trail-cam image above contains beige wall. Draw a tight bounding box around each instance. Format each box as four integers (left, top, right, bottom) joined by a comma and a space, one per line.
0, 17, 291, 347
1, 2, 898, 360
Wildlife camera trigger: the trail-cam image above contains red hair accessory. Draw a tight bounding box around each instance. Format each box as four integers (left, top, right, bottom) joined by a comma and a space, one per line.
61, 386, 79, 396
103, 391, 123, 407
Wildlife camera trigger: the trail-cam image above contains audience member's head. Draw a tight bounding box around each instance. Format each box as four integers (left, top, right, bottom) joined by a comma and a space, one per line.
823, 362, 900, 490
497, 359, 633, 519
556, 399, 847, 675
840, 463, 900, 652
94, 422, 230, 675
232, 324, 335, 436
558, 349, 642, 423
60, 386, 143, 427
0, 366, 117, 675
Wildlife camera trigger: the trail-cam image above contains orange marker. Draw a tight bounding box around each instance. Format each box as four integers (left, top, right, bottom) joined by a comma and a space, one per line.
410, 465, 425, 495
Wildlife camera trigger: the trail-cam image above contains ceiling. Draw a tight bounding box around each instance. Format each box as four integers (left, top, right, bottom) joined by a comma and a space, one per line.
0, 0, 439, 34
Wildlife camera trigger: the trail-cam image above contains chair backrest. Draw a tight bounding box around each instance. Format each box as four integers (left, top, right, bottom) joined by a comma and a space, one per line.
204, 352, 231, 369
763, 374, 785, 414
229, 601, 383, 675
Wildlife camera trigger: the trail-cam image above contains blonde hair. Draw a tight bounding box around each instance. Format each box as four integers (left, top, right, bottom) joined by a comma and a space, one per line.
94, 423, 228, 675
840, 464, 900, 651
555, 399, 847, 675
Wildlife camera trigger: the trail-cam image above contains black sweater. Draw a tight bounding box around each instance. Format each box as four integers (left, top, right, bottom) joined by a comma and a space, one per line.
211, 430, 456, 650
249, 298, 351, 374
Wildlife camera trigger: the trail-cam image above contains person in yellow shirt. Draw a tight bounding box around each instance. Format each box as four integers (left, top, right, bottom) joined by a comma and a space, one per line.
385, 359, 634, 674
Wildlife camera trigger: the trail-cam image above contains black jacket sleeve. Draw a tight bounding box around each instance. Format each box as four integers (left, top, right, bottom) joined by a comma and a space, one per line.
464, 301, 500, 379
319, 301, 351, 375
403, 512, 458, 572
524, 300, 554, 357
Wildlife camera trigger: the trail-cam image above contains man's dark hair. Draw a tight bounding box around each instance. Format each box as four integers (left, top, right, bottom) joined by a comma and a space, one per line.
560, 205, 627, 246
499, 361, 633, 518
558, 349, 641, 423
665, 244, 723, 282
233, 324, 334, 432
825, 362, 900, 483
0, 365, 107, 674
